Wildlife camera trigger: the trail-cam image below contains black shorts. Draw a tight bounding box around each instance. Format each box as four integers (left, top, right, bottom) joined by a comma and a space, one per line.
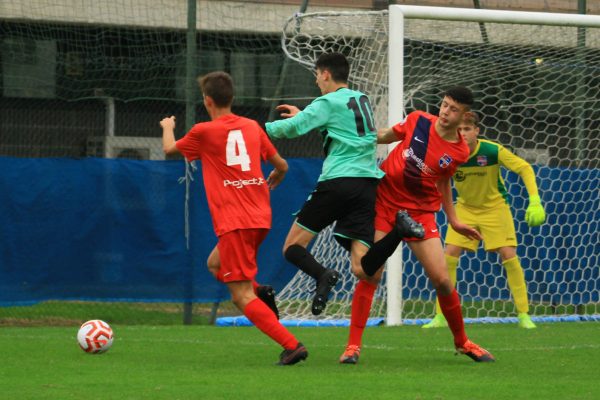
296, 177, 379, 251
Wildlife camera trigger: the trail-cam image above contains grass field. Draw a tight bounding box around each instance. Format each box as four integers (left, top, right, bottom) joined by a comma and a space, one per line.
1, 322, 599, 400
4, 300, 598, 327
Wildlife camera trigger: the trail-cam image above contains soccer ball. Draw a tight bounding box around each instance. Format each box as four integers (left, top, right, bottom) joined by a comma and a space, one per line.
77, 319, 114, 354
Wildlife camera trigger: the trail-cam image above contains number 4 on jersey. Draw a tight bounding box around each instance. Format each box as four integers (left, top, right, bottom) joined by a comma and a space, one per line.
226, 130, 250, 171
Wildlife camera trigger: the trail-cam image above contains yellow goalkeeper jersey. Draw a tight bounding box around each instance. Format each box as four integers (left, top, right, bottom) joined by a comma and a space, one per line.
453, 139, 539, 210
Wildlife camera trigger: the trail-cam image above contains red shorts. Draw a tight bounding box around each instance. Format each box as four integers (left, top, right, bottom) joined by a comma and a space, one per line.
216, 228, 268, 283
374, 202, 439, 241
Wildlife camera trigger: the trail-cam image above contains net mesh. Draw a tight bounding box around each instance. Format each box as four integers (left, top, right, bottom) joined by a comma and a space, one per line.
276, 11, 391, 323
0, 0, 321, 160
2, 3, 599, 326
276, 10, 600, 323
0, 0, 323, 326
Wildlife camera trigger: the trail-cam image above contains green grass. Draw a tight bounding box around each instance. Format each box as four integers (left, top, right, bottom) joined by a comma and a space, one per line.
4, 300, 597, 327
1, 322, 599, 399
0, 301, 240, 326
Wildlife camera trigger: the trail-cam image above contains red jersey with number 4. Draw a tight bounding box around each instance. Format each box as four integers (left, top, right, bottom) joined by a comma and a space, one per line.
377, 110, 469, 212
176, 114, 277, 236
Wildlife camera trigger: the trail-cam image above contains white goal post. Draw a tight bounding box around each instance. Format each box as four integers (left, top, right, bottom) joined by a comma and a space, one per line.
385, 6, 600, 326
222, 6, 600, 327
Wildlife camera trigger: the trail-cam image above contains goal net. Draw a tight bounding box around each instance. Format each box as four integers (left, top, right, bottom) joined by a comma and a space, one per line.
0, 0, 327, 325
275, 6, 600, 325
0, 1, 320, 159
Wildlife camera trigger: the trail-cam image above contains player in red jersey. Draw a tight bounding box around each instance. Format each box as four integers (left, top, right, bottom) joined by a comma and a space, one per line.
160, 71, 307, 366
340, 86, 495, 364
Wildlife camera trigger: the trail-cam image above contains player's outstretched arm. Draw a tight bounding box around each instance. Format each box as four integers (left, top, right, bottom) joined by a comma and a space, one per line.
439, 177, 482, 241
275, 104, 301, 118
377, 127, 398, 144
266, 100, 329, 140
160, 116, 180, 155
266, 153, 288, 190
499, 147, 546, 227
516, 164, 546, 226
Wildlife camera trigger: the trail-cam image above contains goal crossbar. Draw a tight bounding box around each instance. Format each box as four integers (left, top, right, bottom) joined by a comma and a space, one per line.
393, 5, 600, 27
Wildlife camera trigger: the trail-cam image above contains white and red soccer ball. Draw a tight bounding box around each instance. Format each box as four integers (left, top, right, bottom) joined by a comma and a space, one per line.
77, 319, 114, 354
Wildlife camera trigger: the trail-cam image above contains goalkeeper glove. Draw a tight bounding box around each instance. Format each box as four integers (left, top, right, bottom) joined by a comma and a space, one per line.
525, 195, 546, 227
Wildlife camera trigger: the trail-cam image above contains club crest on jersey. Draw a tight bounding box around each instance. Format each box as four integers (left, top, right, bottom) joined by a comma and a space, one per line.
477, 155, 488, 166
439, 154, 453, 168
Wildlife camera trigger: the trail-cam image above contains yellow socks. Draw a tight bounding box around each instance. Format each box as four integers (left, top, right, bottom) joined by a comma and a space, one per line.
424, 254, 535, 328
503, 256, 529, 314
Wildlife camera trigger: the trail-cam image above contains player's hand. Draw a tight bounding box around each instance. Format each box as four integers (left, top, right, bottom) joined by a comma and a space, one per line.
266, 168, 286, 190
160, 115, 176, 129
451, 222, 482, 241
275, 104, 300, 118
525, 195, 546, 227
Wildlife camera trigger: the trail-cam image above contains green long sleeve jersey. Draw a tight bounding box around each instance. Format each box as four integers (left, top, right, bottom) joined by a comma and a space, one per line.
266, 87, 384, 182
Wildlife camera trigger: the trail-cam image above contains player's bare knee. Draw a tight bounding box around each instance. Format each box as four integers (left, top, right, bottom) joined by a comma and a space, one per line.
370, 267, 384, 284
206, 256, 216, 268
206, 260, 219, 278
351, 261, 363, 278
433, 278, 453, 296
282, 243, 291, 258
230, 291, 254, 310
352, 269, 367, 281
231, 297, 248, 311
364, 274, 381, 286
352, 261, 380, 284
206, 252, 220, 272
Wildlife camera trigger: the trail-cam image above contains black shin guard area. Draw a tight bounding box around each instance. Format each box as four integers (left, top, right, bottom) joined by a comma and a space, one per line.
361, 228, 401, 276
284, 244, 326, 280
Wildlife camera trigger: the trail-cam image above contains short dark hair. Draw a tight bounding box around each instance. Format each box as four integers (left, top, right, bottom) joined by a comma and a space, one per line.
198, 71, 234, 107
463, 111, 480, 126
315, 52, 350, 83
444, 86, 474, 108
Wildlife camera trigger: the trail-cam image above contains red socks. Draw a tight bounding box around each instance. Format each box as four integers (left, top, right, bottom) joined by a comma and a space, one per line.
437, 289, 468, 347
347, 284, 468, 348
244, 298, 297, 350
347, 280, 377, 347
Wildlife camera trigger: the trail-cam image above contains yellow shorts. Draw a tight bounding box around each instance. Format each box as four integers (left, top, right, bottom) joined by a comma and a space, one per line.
445, 202, 518, 252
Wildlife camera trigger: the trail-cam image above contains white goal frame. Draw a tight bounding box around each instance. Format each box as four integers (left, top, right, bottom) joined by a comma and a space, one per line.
218, 5, 600, 328
386, 5, 600, 326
